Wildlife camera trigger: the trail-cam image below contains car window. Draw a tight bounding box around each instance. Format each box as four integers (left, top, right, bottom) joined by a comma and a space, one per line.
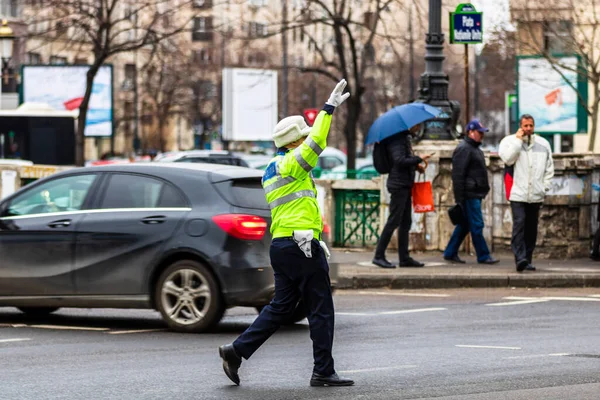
320, 156, 344, 170
7, 174, 97, 216
100, 174, 186, 209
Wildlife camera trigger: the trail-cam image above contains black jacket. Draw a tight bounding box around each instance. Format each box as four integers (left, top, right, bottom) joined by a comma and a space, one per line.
452, 137, 490, 204
386, 132, 422, 191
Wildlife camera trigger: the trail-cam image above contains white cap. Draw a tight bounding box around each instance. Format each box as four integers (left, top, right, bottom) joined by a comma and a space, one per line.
272, 116, 312, 148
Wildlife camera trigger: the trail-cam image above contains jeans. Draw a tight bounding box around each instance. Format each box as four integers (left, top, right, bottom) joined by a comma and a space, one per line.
374, 189, 412, 262
443, 198, 491, 263
510, 201, 542, 266
233, 238, 335, 376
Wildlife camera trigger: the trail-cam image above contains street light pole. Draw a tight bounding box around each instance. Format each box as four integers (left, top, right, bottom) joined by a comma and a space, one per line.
416, 0, 460, 140
0, 19, 15, 112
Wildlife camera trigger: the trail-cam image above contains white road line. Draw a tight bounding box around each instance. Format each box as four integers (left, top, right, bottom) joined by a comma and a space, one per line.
502, 296, 600, 302
357, 291, 451, 298
589, 295, 600, 298
486, 299, 550, 306
0, 338, 31, 343
339, 365, 417, 374
378, 307, 447, 315
108, 329, 166, 335
336, 312, 371, 316
456, 345, 521, 350
28, 325, 109, 331
505, 353, 570, 360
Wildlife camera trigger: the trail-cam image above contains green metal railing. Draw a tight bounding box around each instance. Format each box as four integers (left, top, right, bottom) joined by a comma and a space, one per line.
334, 189, 381, 247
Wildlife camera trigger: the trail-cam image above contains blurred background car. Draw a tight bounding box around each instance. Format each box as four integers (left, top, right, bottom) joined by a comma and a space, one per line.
154, 150, 250, 167
320, 158, 378, 180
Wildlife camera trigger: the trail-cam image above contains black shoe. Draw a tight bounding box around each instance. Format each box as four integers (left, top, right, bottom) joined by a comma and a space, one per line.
372, 257, 396, 269
525, 264, 536, 271
399, 258, 425, 268
516, 260, 529, 272
478, 257, 500, 265
444, 255, 466, 264
219, 344, 242, 385
310, 372, 355, 387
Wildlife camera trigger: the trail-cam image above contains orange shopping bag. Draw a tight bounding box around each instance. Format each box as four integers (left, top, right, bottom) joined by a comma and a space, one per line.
412, 176, 435, 213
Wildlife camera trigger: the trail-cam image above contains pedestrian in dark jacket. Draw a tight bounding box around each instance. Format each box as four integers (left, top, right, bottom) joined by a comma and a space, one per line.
443, 119, 499, 264
372, 124, 433, 269
590, 183, 600, 261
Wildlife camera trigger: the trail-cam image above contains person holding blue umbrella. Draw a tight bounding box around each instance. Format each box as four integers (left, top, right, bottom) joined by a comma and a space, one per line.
368, 103, 440, 269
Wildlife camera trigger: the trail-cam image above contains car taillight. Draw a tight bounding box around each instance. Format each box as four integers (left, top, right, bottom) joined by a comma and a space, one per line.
212, 214, 268, 241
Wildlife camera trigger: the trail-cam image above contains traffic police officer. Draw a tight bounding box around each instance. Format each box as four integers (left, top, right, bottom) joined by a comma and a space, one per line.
219, 79, 354, 387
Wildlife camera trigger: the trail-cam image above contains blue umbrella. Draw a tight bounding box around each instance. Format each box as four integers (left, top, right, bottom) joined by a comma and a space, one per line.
365, 103, 442, 144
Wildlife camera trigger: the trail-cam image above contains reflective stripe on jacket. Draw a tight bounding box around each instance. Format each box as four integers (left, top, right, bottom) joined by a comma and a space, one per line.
262, 106, 334, 239
498, 134, 554, 203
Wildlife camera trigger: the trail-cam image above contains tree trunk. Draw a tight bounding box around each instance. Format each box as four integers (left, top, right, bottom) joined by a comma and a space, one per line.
344, 97, 362, 177
76, 64, 102, 166
588, 86, 599, 152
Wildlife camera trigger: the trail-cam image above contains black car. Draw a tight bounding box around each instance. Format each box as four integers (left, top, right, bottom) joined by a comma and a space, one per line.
0, 163, 276, 332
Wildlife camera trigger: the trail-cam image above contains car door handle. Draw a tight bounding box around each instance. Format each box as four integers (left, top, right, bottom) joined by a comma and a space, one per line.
48, 219, 71, 228
140, 216, 166, 225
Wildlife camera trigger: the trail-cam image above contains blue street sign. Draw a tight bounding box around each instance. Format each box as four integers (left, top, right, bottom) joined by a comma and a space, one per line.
450, 3, 483, 44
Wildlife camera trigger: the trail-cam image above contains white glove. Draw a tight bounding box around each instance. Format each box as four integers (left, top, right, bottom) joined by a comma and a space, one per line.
319, 241, 331, 260
326, 79, 351, 108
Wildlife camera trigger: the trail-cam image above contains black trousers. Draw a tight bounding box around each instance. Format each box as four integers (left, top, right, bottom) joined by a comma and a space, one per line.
375, 189, 412, 262
233, 238, 335, 376
592, 227, 600, 256
510, 201, 542, 266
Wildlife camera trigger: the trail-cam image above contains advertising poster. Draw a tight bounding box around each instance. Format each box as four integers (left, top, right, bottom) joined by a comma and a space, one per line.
21, 65, 114, 137
517, 57, 583, 134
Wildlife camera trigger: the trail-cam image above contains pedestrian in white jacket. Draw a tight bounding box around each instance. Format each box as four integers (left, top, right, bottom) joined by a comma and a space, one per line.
498, 114, 554, 272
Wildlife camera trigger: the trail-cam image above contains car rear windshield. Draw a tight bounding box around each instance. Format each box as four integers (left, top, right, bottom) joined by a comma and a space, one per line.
214, 178, 268, 210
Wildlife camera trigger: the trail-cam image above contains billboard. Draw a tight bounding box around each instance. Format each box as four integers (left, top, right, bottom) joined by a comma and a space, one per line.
517, 56, 588, 134
21, 65, 114, 137
222, 68, 278, 141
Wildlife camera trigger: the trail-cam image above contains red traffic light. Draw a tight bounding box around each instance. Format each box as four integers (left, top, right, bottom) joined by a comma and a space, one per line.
303, 108, 319, 126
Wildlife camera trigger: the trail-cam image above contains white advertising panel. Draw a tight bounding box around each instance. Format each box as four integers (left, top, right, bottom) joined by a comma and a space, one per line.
222, 68, 278, 141
22, 65, 114, 137
517, 57, 580, 133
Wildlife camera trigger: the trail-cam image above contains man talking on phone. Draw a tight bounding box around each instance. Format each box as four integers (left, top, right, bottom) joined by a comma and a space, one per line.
499, 114, 554, 272
372, 123, 433, 269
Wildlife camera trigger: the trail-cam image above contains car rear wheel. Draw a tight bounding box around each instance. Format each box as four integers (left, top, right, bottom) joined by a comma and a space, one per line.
17, 307, 60, 316
155, 260, 224, 333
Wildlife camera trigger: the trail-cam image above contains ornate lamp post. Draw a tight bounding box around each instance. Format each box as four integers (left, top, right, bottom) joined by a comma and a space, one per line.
416, 0, 461, 140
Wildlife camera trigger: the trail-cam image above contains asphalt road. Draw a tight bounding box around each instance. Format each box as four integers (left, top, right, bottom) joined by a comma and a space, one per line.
1, 288, 599, 400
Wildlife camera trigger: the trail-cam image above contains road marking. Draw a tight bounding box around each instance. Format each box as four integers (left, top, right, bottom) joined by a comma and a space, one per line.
357, 291, 450, 298
108, 329, 166, 335
28, 325, 109, 331
0, 338, 31, 343
486, 299, 550, 306
505, 353, 570, 360
378, 307, 447, 315
339, 365, 417, 374
456, 345, 521, 350
502, 296, 600, 302
337, 308, 447, 317
590, 295, 600, 298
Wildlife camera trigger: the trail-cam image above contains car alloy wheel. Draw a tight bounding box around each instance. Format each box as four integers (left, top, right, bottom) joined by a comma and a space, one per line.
156, 260, 224, 333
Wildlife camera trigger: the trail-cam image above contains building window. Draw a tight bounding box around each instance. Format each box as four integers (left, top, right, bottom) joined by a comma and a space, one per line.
193, 17, 213, 41
50, 56, 68, 65
27, 52, 42, 65
123, 64, 136, 91
193, 0, 213, 8
0, 0, 18, 18
74, 57, 88, 65
248, 0, 268, 7
248, 22, 267, 38
543, 20, 573, 54
193, 49, 212, 65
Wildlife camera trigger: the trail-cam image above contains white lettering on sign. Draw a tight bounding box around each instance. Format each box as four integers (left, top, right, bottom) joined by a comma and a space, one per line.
471, 31, 482, 40
454, 30, 472, 41
462, 16, 474, 27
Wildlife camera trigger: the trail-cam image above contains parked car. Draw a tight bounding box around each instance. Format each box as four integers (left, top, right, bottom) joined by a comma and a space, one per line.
0, 163, 279, 332
154, 150, 250, 167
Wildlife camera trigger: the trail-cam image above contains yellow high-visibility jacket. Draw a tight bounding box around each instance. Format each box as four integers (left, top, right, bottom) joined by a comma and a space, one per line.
262, 106, 335, 239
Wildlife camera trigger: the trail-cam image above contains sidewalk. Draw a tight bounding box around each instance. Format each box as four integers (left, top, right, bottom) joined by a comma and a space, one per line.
330, 249, 600, 289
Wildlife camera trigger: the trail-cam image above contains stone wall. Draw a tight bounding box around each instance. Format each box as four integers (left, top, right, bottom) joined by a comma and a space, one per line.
317, 140, 600, 259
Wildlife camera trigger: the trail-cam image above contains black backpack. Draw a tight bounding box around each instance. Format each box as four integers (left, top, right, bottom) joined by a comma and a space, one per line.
372, 140, 392, 174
